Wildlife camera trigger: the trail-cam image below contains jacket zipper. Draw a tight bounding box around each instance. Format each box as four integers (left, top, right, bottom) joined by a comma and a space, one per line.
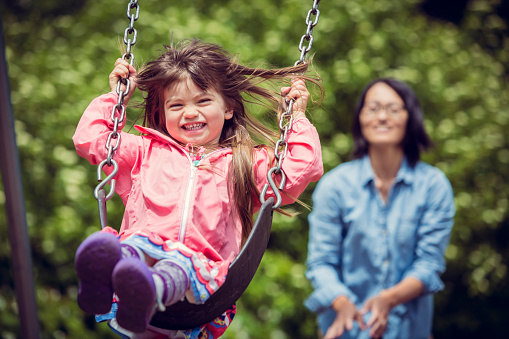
178, 162, 197, 243
177, 148, 225, 243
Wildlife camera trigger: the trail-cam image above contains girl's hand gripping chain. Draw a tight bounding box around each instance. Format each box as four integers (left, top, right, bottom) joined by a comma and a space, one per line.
109, 58, 138, 105
281, 78, 310, 120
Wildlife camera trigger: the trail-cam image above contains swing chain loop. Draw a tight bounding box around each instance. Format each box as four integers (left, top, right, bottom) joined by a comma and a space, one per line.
261, 0, 320, 209
123, 0, 139, 65
295, 0, 321, 66
275, 101, 293, 171
260, 168, 286, 209
94, 0, 140, 228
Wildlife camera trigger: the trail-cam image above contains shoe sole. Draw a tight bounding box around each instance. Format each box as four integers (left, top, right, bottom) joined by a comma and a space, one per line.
75, 232, 121, 314
113, 258, 156, 333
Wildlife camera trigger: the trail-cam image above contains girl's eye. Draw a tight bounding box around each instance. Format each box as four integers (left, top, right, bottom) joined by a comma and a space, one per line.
198, 98, 211, 104
169, 103, 183, 109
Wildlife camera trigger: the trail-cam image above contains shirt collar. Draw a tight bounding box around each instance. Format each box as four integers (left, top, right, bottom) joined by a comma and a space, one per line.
396, 157, 414, 185
360, 155, 414, 187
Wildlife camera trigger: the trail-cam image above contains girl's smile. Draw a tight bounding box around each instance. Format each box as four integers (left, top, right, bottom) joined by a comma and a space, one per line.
164, 77, 233, 148
182, 123, 206, 131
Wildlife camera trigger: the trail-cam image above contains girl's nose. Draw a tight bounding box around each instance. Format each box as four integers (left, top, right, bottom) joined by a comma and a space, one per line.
183, 107, 199, 119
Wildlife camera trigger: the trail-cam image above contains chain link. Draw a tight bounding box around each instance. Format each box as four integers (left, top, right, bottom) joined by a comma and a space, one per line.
94, 0, 140, 228
296, 0, 321, 66
261, 0, 321, 209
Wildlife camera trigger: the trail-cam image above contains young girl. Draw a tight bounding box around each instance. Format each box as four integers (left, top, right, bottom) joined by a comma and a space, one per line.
73, 39, 323, 338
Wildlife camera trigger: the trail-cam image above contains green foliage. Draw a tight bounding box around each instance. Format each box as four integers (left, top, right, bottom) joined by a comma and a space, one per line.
1, 0, 508, 338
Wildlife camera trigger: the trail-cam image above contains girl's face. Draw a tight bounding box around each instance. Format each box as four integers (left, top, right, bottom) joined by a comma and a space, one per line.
359, 82, 408, 150
163, 78, 233, 148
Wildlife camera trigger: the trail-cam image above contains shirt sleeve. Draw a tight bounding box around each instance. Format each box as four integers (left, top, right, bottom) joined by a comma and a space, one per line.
252, 117, 323, 207
304, 173, 359, 314
72, 92, 141, 198
403, 170, 455, 295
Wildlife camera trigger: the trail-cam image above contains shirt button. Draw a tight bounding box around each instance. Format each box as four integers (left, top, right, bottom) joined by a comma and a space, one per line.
383, 260, 389, 266
382, 230, 387, 236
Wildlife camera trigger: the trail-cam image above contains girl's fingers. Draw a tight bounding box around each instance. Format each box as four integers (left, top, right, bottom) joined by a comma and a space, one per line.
114, 58, 129, 67
113, 58, 136, 77
111, 68, 127, 79
291, 78, 306, 90
287, 87, 308, 101
110, 64, 136, 85
109, 60, 137, 96
282, 79, 309, 119
281, 86, 291, 96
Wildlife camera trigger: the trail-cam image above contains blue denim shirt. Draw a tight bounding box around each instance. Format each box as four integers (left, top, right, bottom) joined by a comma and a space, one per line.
305, 156, 455, 339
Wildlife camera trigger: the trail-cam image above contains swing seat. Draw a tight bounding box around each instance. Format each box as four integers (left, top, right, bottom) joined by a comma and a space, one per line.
149, 197, 275, 330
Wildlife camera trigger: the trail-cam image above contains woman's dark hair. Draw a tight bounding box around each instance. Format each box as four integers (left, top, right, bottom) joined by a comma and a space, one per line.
351, 78, 433, 167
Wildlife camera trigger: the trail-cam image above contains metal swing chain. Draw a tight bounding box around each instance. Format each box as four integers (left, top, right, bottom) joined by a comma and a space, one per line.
260, 0, 321, 209
94, 0, 140, 229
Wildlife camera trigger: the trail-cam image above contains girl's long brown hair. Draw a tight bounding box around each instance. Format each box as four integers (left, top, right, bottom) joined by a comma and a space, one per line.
135, 39, 321, 245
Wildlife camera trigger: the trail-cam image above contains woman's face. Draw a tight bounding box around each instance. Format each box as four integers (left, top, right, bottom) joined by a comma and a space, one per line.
359, 82, 408, 150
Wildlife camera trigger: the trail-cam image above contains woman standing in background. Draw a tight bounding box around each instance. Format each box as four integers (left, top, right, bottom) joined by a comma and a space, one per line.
305, 78, 455, 339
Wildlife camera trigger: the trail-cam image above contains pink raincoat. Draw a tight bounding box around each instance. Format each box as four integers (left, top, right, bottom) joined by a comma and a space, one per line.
73, 92, 323, 337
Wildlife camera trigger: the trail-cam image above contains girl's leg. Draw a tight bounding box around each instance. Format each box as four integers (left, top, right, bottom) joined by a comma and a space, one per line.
75, 235, 151, 315
120, 243, 157, 266
75, 232, 121, 314
120, 243, 144, 259
152, 259, 190, 307
112, 258, 190, 333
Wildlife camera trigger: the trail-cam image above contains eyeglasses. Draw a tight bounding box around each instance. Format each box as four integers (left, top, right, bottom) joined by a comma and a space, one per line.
361, 103, 406, 117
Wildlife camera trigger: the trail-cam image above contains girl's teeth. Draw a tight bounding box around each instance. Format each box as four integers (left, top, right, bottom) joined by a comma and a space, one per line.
185, 123, 203, 130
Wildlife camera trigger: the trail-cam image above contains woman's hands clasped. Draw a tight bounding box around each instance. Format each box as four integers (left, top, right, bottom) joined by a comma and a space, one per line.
360, 292, 392, 339
324, 296, 366, 339
325, 293, 392, 339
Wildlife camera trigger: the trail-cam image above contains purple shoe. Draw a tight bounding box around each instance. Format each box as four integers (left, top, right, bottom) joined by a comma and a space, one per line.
113, 257, 156, 333
75, 232, 121, 314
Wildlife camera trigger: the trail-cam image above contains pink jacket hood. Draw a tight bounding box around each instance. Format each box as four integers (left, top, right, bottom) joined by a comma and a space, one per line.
73, 92, 323, 263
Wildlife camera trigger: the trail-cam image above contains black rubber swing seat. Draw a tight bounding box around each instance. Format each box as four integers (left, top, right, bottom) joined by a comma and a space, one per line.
149, 197, 275, 330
